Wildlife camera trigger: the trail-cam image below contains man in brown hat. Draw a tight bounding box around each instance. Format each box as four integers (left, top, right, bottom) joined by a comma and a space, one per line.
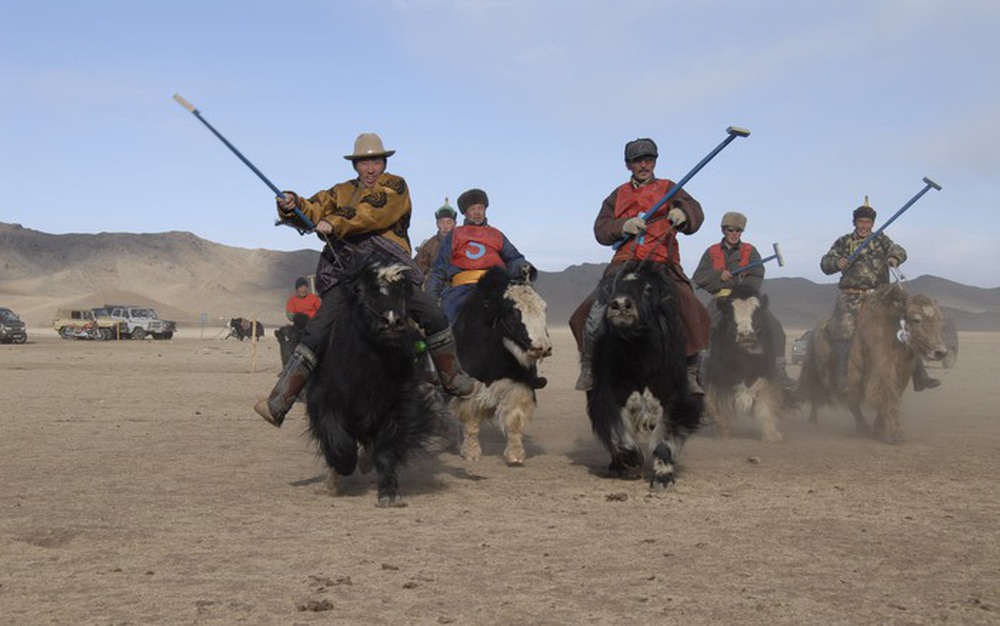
254, 133, 480, 427
693, 211, 796, 389
413, 198, 457, 286
426, 188, 534, 323
569, 137, 711, 394
821, 199, 939, 392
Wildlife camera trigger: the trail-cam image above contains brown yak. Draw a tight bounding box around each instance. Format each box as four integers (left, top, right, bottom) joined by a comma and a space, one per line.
799, 283, 947, 443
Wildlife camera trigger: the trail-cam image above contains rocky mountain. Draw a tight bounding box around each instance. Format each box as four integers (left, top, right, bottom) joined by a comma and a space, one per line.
2, 221, 998, 332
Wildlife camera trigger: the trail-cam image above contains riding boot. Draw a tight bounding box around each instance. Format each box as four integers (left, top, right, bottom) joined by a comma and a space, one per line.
575, 299, 606, 391
774, 356, 798, 393
426, 329, 480, 397
686, 353, 704, 396
253, 344, 317, 427
912, 359, 941, 392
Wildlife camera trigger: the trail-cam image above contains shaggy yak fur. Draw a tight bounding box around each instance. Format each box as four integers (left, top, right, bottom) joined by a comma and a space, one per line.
587, 262, 702, 488
306, 263, 442, 507
450, 267, 552, 465
799, 283, 947, 443
705, 284, 792, 443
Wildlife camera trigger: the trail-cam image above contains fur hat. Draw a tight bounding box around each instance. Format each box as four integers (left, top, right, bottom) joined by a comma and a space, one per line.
853, 196, 876, 221
294, 276, 309, 289
624, 138, 658, 162
457, 188, 489, 214
343, 132, 395, 160
721, 211, 747, 230
434, 198, 457, 220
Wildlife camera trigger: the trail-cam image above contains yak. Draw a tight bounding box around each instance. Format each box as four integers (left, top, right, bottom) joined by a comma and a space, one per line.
704, 284, 791, 443
306, 263, 443, 507
450, 266, 551, 465
799, 283, 947, 443
586, 262, 702, 488
228, 317, 264, 341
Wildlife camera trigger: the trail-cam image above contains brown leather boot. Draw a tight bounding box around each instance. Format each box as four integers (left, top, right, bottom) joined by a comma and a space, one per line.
254, 344, 317, 427
426, 329, 480, 397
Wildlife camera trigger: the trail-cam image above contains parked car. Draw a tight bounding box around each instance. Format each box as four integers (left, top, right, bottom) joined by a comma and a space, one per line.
790, 330, 812, 365
0, 307, 28, 344
53, 308, 126, 340
102, 304, 176, 340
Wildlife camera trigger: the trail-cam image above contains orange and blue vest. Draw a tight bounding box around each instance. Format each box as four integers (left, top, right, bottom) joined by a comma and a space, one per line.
708, 241, 752, 271
449, 225, 505, 270
610, 179, 680, 265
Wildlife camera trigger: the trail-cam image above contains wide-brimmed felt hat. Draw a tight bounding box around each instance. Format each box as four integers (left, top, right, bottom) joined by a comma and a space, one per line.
343, 132, 395, 160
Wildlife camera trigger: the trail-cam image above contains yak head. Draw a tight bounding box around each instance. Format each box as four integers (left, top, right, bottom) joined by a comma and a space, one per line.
478, 267, 552, 368
349, 263, 415, 346
890, 287, 947, 362
602, 263, 673, 338
715, 283, 769, 354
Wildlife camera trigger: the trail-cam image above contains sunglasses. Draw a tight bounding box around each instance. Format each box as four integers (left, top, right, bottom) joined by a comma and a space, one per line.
724, 227, 743, 233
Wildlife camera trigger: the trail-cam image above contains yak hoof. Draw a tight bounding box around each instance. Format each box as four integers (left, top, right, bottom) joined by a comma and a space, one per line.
762, 430, 784, 443
504, 446, 526, 466
377, 494, 408, 508
884, 432, 905, 445
609, 460, 642, 480
650, 474, 675, 491
460, 439, 482, 462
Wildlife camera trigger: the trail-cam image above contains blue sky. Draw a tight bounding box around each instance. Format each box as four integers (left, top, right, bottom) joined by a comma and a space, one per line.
2, 1, 997, 287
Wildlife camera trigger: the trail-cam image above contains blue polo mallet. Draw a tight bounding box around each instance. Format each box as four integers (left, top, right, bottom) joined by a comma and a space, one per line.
613, 125, 751, 251
172, 94, 316, 234
847, 176, 942, 263
731, 242, 785, 275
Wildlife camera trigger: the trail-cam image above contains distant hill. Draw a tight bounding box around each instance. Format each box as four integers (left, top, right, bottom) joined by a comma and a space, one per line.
3, 221, 999, 331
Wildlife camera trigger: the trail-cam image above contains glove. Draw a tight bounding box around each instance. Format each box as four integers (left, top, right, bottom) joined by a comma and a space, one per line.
622, 216, 647, 236
667, 208, 687, 227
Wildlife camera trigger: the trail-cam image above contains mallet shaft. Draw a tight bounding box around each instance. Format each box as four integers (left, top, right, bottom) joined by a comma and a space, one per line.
847, 176, 942, 263
613, 125, 751, 251
173, 94, 315, 232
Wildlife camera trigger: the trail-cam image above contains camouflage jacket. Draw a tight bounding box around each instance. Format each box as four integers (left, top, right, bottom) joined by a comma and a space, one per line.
820, 232, 906, 291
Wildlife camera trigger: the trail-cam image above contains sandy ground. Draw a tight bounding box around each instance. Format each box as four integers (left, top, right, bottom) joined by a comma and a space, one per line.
1, 326, 998, 625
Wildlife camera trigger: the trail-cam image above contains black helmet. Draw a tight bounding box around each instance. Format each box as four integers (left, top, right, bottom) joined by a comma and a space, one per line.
624, 138, 658, 162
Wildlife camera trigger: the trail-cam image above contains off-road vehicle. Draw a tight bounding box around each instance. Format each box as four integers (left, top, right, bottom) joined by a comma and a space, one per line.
53, 308, 125, 340
101, 305, 176, 340
0, 307, 27, 344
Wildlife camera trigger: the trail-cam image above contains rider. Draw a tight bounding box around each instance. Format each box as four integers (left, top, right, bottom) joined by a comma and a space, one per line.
820, 198, 940, 392
569, 137, 711, 394
692, 211, 797, 390
426, 188, 533, 323
253, 133, 480, 427
413, 199, 457, 288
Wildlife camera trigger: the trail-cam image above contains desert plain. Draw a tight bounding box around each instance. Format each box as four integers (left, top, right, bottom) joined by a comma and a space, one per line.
1, 325, 998, 625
